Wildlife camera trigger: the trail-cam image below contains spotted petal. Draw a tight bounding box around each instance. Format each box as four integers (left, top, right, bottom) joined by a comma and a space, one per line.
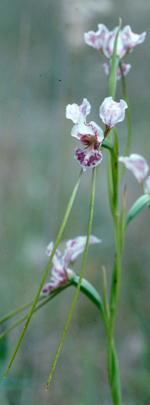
103, 27, 127, 59
119, 154, 149, 184
99, 97, 127, 128
71, 114, 104, 146
46, 241, 61, 264
122, 26, 146, 51
66, 98, 91, 124
74, 145, 103, 171
84, 24, 109, 51
63, 235, 101, 268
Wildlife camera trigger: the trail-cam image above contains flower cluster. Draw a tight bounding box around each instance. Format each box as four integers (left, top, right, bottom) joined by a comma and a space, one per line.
119, 154, 150, 193
84, 24, 146, 79
66, 97, 127, 171
41, 235, 101, 296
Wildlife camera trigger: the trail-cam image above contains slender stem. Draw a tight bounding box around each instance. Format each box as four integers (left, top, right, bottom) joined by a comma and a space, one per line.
4, 169, 83, 378
46, 167, 97, 390
108, 19, 122, 100
119, 62, 132, 183
102, 266, 110, 326
106, 127, 122, 404
0, 300, 35, 324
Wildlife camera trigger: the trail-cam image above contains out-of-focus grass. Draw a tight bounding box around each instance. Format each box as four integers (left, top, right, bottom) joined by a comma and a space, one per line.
0, 0, 150, 404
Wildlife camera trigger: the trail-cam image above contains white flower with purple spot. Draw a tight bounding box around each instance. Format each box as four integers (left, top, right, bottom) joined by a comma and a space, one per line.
84, 24, 146, 79
41, 235, 101, 296
66, 98, 104, 171
119, 153, 150, 193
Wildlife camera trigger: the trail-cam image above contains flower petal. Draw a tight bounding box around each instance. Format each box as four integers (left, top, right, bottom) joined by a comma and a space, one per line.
84, 24, 109, 51
122, 25, 146, 51
103, 27, 127, 59
119, 154, 149, 184
46, 241, 61, 263
84, 24, 146, 61
99, 96, 128, 128
66, 98, 91, 124
40, 282, 53, 296
63, 235, 101, 268
74, 145, 103, 171
71, 115, 104, 145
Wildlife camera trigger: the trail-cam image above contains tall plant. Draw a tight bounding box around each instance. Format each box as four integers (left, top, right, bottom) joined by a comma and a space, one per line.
1, 18, 149, 404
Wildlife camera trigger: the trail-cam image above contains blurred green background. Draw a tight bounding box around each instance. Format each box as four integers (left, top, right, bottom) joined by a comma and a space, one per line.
0, 0, 150, 404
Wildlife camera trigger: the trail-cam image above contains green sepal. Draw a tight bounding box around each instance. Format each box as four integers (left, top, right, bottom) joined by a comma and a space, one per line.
125, 194, 150, 230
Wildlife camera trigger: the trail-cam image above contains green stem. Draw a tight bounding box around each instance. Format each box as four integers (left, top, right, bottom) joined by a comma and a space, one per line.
107, 128, 122, 404
4, 168, 83, 378
119, 62, 132, 183
107, 337, 122, 404
108, 19, 122, 100
46, 167, 97, 390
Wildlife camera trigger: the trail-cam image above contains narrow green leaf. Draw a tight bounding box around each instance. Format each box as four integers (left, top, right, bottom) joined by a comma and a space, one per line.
125, 194, 150, 230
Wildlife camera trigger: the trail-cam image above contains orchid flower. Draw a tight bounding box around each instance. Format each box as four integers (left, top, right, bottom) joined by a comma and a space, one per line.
66, 97, 127, 170
119, 153, 150, 193
84, 24, 146, 79
66, 98, 104, 171
41, 235, 101, 296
